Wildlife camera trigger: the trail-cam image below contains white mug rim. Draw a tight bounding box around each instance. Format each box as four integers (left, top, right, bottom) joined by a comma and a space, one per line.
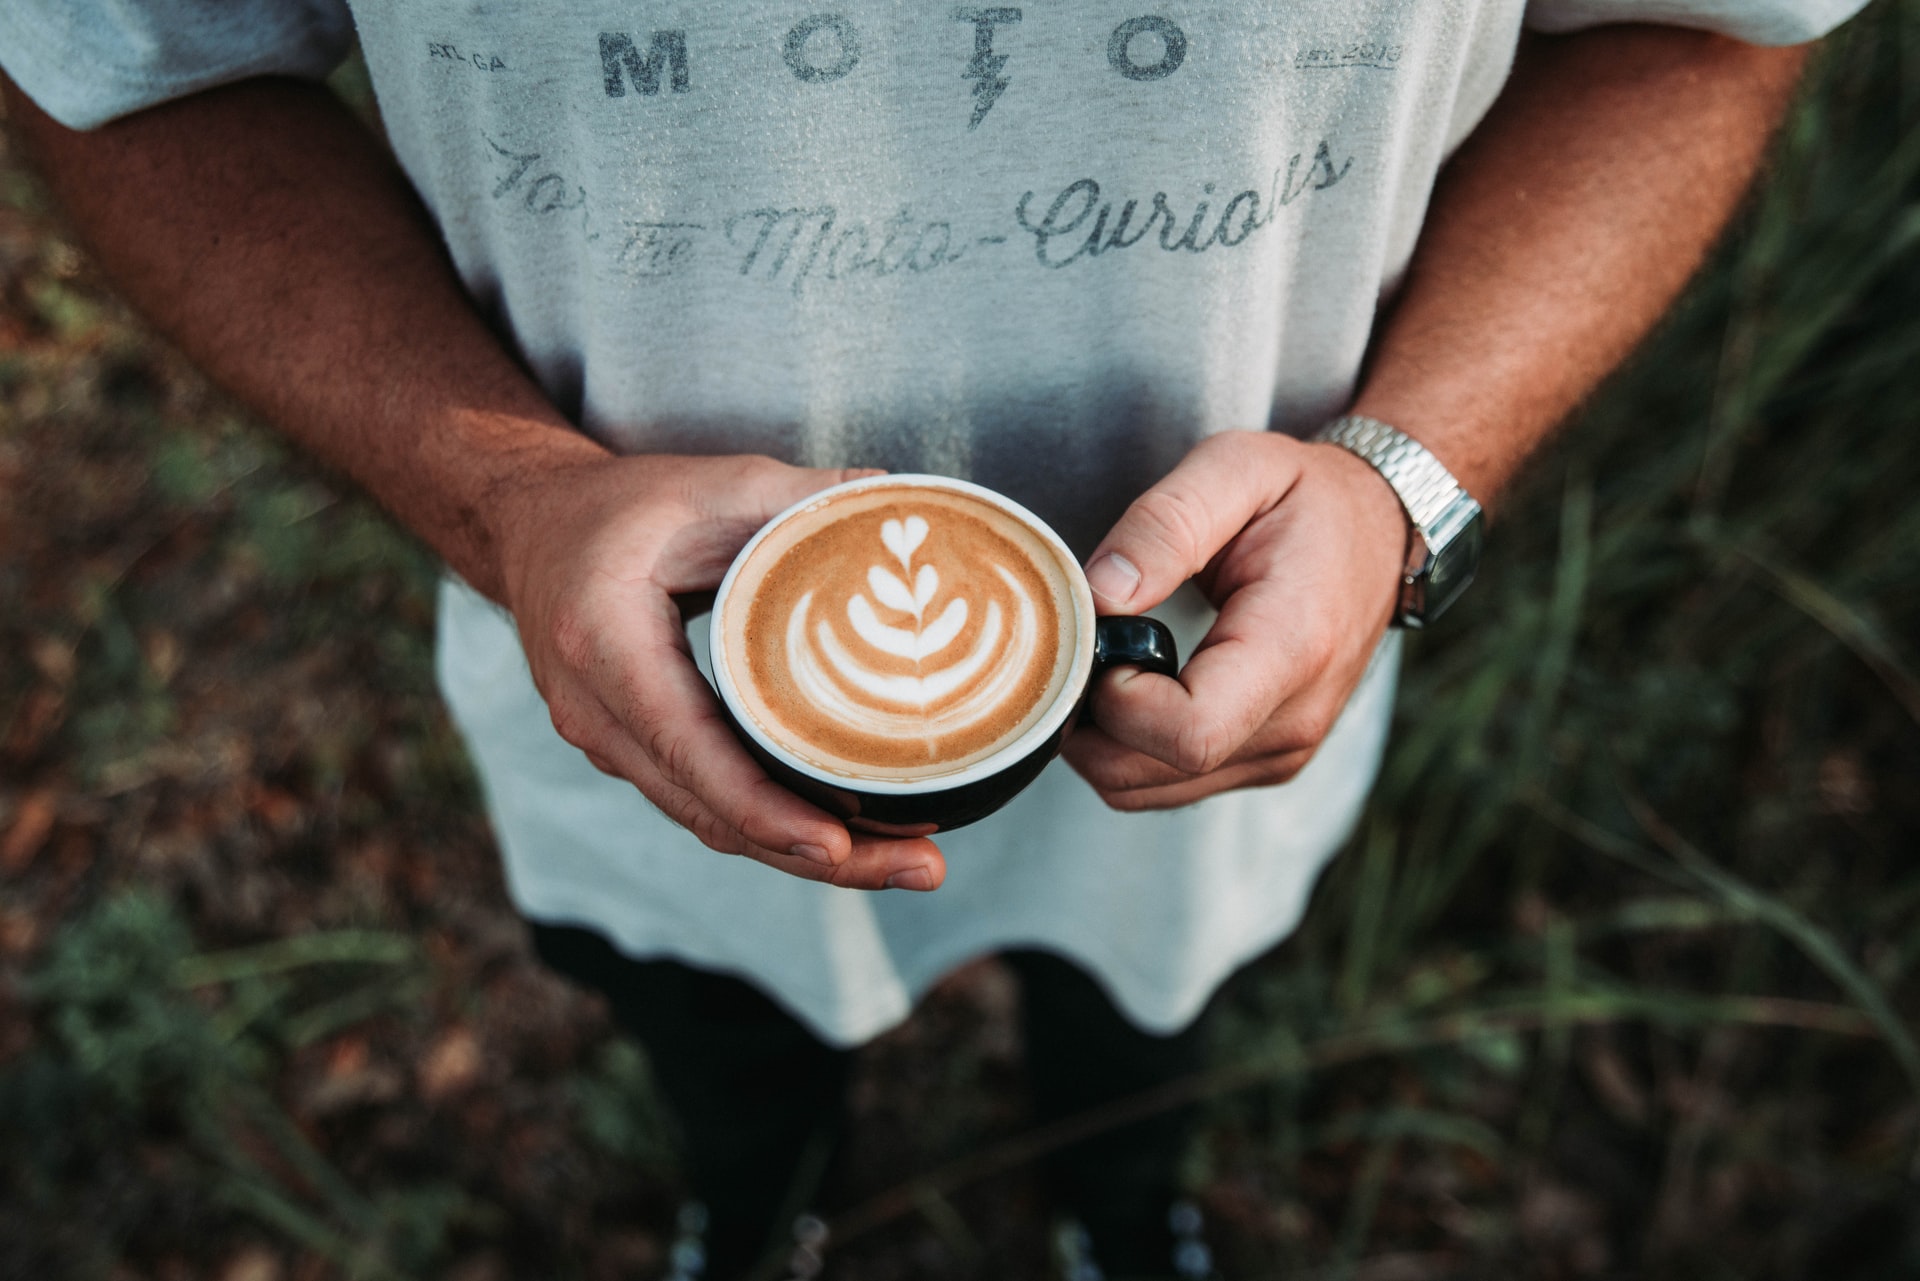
708, 474, 1098, 795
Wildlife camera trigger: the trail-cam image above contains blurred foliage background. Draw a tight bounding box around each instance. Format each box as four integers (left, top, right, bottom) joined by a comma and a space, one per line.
3, 5, 1919, 1279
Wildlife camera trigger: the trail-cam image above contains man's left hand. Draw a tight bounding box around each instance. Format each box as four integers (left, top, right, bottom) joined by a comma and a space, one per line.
1063, 430, 1410, 810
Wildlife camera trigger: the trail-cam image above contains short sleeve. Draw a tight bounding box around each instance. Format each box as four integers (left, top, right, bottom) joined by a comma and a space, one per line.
0, 0, 356, 130
1524, 0, 1869, 44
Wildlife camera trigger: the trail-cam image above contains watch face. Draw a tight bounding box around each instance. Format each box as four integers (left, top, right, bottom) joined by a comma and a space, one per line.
1423, 511, 1484, 623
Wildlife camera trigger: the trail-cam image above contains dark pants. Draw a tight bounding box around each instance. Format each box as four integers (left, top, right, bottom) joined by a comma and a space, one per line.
530, 923, 1208, 1278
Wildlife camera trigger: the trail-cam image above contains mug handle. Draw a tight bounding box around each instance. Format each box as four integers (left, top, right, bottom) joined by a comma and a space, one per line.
1091, 615, 1180, 680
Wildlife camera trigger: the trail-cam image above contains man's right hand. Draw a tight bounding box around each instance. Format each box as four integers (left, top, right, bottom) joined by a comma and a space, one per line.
4, 79, 943, 893
491, 453, 947, 891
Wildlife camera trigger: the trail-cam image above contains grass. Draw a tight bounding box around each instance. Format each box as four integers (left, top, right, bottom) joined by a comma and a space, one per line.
1184, 8, 1920, 1272
2, 4, 1919, 1278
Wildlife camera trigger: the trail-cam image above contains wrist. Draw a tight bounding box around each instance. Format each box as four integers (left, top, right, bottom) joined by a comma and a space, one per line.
436, 413, 612, 608
1316, 440, 1416, 622
1314, 415, 1485, 628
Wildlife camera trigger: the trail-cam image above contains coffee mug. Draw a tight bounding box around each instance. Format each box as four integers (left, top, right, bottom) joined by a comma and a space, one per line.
708, 474, 1178, 833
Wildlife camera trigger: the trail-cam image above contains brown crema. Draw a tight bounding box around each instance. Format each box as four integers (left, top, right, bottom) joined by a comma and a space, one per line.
722, 483, 1079, 780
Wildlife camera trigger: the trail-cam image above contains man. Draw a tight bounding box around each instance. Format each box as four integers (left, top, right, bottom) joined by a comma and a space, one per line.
0, 0, 1860, 1274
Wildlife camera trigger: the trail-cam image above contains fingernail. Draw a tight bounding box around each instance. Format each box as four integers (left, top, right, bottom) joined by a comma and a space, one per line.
885, 866, 935, 892
791, 842, 835, 866
1086, 553, 1141, 605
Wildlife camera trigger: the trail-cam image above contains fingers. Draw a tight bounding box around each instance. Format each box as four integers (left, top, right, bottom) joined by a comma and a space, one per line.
551, 673, 946, 889
1090, 570, 1338, 776
547, 677, 820, 857
1094, 754, 1314, 811
1065, 435, 1407, 805
608, 645, 846, 854
639, 460, 889, 598
1082, 432, 1303, 615
1089, 450, 1381, 773
514, 453, 944, 888
1062, 721, 1319, 800
814, 832, 948, 891
548, 580, 946, 888
689, 458, 887, 530
1077, 433, 1319, 773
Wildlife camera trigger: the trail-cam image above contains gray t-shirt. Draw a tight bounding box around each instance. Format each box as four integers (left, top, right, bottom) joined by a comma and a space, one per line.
1, 0, 1863, 1044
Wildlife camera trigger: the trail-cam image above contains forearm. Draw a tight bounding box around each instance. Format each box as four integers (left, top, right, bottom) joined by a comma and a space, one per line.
4, 73, 950, 882
1348, 24, 1808, 511
2, 75, 605, 603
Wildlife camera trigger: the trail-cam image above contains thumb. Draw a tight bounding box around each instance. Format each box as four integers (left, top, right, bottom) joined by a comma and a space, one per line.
723, 461, 888, 525
651, 461, 888, 597
1083, 432, 1303, 615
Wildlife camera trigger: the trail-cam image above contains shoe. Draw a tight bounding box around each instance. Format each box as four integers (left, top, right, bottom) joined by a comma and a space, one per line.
1053, 1200, 1217, 1281
664, 1204, 829, 1281
666, 1201, 711, 1281
1167, 1200, 1215, 1280
1053, 1219, 1108, 1281
782, 1213, 829, 1280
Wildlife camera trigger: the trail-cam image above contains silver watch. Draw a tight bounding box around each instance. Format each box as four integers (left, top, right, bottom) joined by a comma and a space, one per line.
1314, 415, 1484, 629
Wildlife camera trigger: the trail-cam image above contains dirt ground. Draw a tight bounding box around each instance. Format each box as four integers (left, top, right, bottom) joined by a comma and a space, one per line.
6, 14, 1920, 1279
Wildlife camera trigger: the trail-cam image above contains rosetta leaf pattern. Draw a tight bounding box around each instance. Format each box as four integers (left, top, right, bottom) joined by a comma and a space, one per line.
880, 515, 928, 565
792, 513, 1038, 722
844, 513, 969, 665
869, 565, 918, 616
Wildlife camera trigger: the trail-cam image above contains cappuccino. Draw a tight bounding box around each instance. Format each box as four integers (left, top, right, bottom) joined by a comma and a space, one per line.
717, 480, 1082, 781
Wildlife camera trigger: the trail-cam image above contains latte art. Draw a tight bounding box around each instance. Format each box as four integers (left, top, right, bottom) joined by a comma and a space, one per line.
787, 515, 1042, 729
719, 483, 1082, 780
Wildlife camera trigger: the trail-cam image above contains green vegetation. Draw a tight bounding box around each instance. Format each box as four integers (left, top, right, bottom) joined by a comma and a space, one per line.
2, 5, 1917, 1277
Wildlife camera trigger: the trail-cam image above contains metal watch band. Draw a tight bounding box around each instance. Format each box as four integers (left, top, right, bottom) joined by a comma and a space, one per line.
1314, 415, 1473, 536
1313, 414, 1485, 628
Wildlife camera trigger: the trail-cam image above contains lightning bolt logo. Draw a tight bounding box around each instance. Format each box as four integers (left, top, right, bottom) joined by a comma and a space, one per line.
953, 8, 1022, 130
963, 47, 1011, 130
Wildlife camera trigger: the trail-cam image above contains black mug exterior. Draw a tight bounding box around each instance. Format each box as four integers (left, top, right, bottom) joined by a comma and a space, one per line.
727, 614, 1178, 833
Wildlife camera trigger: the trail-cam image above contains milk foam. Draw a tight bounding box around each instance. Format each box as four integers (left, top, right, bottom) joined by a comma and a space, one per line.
722, 484, 1079, 780
786, 519, 1041, 733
